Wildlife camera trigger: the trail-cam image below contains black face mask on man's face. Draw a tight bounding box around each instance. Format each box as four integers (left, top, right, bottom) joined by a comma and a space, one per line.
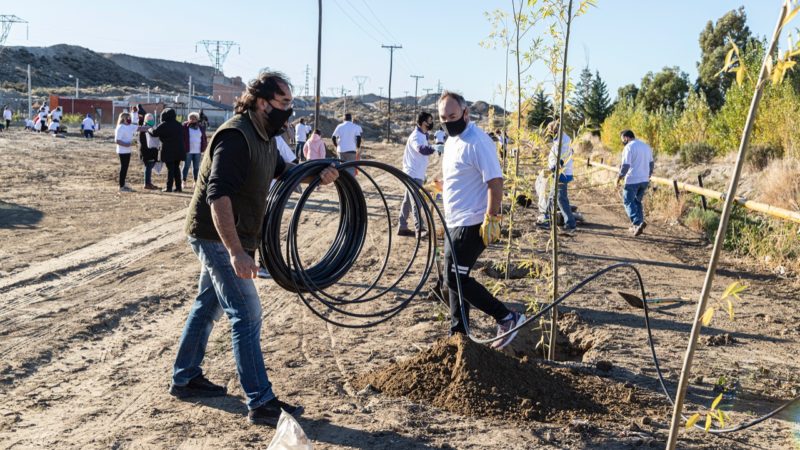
442, 109, 468, 137
265, 106, 294, 137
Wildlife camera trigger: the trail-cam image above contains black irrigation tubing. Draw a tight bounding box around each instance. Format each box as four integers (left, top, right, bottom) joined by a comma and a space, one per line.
260, 158, 799, 433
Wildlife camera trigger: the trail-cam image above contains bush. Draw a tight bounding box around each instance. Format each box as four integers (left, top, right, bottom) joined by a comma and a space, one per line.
679, 142, 717, 165
684, 207, 719, 241
746, 144, 784, 171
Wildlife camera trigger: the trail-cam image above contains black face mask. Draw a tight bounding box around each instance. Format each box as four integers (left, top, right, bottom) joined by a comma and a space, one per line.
265, 106, 293, 137
442, 109, 467, 137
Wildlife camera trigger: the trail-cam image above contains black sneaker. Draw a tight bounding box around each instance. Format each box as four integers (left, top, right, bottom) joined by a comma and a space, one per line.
634, 221, 647, 236
169, 375, 227, 399
397, 228, 415, 237
248, 398, 304, 426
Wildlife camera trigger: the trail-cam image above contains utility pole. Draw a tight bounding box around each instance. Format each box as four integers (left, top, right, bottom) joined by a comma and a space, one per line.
436, 79, 443, 94
195, 40, 240, 74
381, 44, 402, 142
423, 87, 433, 97
188, 76, 193, 115
314, 0, 322, 131
340, 85, 350, 115
0, 15, 27, 46
353, 75, 369, 98
27, 64, 31, 119
410, 74, 424, 116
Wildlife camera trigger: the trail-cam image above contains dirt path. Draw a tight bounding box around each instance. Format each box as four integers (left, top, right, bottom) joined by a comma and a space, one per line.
0, 132, 797, 449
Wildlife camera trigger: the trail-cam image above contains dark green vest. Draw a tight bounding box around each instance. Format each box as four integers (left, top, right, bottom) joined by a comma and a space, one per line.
184, 112, 278, 251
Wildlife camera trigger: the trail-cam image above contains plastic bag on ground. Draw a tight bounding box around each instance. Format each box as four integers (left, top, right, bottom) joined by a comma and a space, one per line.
266, 410, 313, 450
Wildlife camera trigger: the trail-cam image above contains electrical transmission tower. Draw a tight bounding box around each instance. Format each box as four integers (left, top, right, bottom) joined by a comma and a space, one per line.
353, 76, 369, 98
0, 15, 27, 47
195, 40, 240, 74
304, 65, 311, 97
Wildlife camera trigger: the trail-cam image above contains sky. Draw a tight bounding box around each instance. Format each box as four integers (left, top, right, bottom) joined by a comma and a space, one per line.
0, 1, 785, 103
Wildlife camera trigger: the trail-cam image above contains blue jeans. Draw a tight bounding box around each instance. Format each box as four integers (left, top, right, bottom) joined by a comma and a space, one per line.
550, 181, 576, 229
623, 182, 649, 226
172, 237, 275, 410
295, 141, 305, 161
144, 161, 155, 185
182, 153, 202, 182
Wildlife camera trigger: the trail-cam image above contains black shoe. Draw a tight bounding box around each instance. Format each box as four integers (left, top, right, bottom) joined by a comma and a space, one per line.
169, 375, 227, 399
634, 222, 647, 236
162, 188, 172, 193
248, 398, 304, 426
397, 228, 415, 237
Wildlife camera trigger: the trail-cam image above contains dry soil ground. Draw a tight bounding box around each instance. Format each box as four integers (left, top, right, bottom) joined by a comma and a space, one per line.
0, 128, 798, 449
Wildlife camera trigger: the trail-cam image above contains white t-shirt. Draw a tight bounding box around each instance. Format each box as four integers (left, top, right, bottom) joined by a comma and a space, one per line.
295, 123, 311, 142
114, 123, 138, 154
3, 109, 12, 121
51, 109, 63, 122
442, 122, 503, 227
81, 117, 95, 131
38, 111, 47, 121
548, 133, 573, 177
621, 139, 654, 185
434, 129, 446, 144
188, 127, 202, 154
332, 120, 362, 152
276, 136, 296, 163
48, 121, 59, 132
402, 126, 433, 180
25, 119, 34, 128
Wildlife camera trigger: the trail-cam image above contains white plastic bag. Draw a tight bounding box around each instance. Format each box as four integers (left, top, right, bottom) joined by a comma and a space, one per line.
266, 411, 313, 450
153, 161, 163, 175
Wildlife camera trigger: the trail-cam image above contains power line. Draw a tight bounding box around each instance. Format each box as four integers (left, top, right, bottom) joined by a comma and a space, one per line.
381, 44, 402, 142
195, 40, 240, 74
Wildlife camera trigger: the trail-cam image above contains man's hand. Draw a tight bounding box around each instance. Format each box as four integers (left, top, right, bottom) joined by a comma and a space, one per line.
422, 179, 443, 195
616, 177, 623, 187
480, 213, 502, 246
231, 250, 259, 279
319, 163, 339, 185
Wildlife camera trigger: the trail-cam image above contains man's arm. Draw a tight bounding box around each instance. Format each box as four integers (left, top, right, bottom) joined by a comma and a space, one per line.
209, 197, 258, 279
486, 177, 503, 216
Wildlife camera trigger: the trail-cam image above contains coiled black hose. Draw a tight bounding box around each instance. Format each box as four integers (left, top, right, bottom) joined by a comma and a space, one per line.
260, 159, 798, 433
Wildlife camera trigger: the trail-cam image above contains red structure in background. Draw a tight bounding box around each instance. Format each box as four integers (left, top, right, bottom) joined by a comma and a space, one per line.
48, 95, 167, 125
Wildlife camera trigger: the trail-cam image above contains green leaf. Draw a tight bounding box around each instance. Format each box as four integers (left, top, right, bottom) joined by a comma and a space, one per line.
701, 307, 715, 326
711, 393, 724, 411
705, 413, 713, 431
685, 413, 701, 429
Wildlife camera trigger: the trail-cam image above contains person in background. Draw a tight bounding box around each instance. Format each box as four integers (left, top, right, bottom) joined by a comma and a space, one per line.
397, 111, 435, 238
434, 125, 446, 145
25, 117, 35, 131
294, 118, 312, 161
182, 112, 208, 186
48, 119, 61, 135
136, 104, 146, 126
616, 129, 654, 236
149, 108, 185, 192
140, 113, 161, 190
51, 106, 63, 124
546, 120, 576, 235
198, 109, 209, 129
303, 129, 326, 161
437, 90, 525, 350
37, 108, 47, 133
114, 112, 146, 192
3, 105, 12, 130
331, 113, 362, 176
81, 113, 96, 138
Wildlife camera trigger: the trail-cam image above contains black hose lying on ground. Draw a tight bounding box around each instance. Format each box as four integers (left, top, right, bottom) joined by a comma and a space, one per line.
261, 158, 799, 434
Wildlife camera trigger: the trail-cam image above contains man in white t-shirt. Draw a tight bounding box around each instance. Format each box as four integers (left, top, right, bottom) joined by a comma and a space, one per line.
331, 113, 362, 176
397, 111, 436, 237
51, 106, 63, 123
2, 105, 12, 130
37, 108, 47, 133
437, 91, 524, 350
294, 118, 312, 161
81, 113, 96, 138
616, 129, 654, 236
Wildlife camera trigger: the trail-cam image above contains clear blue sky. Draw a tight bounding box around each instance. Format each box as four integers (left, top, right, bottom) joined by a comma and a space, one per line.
2, 1, 783, 103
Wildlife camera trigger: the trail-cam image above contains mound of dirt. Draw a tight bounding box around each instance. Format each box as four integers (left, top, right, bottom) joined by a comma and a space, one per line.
354, 333, 658, 423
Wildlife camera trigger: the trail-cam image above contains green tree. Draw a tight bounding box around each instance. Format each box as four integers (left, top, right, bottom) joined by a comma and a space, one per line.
697, 7, 753, 111
637, 66, 690, 112
617, 84, 639, 105
568, 67, 594, 127
527, 89, 554, 129
584, 70, 611, 130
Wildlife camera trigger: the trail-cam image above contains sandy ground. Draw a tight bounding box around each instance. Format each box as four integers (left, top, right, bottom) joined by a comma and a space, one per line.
0, 128, 798, 449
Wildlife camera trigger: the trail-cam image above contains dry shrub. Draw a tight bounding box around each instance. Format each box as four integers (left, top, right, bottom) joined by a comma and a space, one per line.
746, 144, 784, 171
756, 158, 800, 211
647, 186, 688, 224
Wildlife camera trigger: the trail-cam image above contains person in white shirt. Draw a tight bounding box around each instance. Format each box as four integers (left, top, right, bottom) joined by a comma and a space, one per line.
182, 112, 207, 185
25, 118, 35, 131
37, 108, 47, 133
50, 106, 63, 123
616, 129, 655, 236
114, 112, 147, 192
48, 120, 60, 135
331, 113, 362, 176
2, 105, 12, 130
437, 91, 524, 350
81, 113, 96, 138
434, 126, 446, 145
397, 111, 436, 237
545, 120, 576, 234
294, 118, 312, 161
